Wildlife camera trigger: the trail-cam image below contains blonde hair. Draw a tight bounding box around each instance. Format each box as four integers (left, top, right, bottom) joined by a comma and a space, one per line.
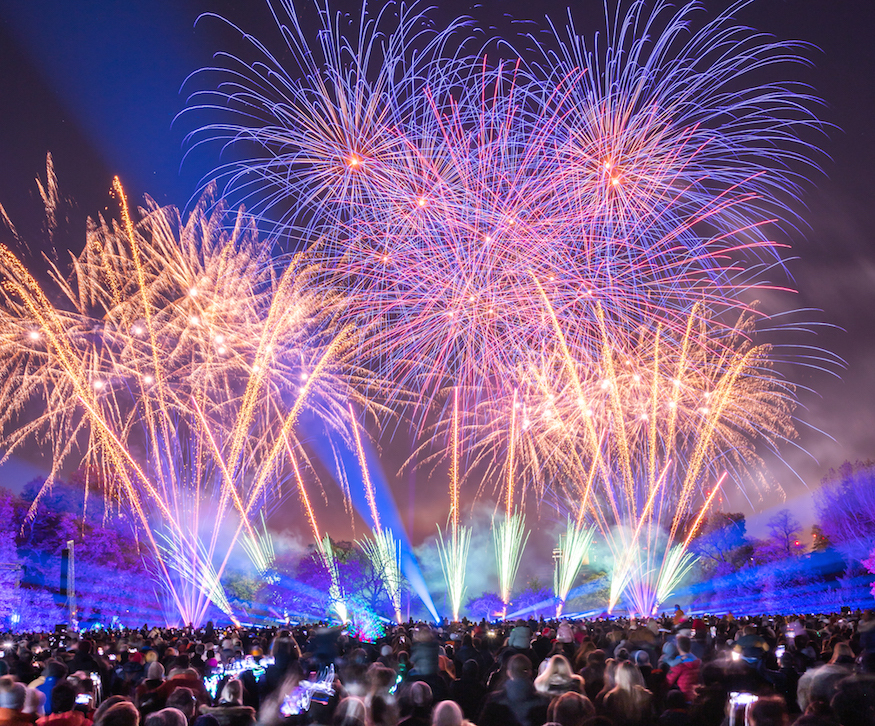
219, 678, 244, 705
613, 661, 645, 692
534, 655, 575, 693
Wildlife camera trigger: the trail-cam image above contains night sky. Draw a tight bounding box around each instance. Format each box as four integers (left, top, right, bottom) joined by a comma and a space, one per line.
1, 0, 874, 553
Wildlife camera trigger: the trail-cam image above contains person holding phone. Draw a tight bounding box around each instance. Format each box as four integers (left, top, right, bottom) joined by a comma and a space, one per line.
35, 682, 92, 726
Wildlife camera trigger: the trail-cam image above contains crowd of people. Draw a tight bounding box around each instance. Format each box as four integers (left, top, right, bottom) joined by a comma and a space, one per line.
1, 609, 874, 726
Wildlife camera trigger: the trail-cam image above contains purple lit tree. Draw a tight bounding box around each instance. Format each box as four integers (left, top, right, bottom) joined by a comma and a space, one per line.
815, 461, 875, 563
864, 551, 875, 600
466, 592, 505, 621
0, 488, 21, 628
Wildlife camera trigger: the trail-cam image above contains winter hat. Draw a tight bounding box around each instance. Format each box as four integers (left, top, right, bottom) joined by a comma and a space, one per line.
508, 626, 532, 650
147, 662, 165, 680
0, 680, 26, 710
556, 623, 574, 643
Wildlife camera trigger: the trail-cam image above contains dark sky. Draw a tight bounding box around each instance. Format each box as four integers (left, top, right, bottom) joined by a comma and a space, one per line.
1, 0, 874, 552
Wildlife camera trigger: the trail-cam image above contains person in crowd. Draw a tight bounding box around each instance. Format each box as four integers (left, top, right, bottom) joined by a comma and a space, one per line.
656, 689, 691, 726
31, 662, 68, 716
93, 702, 138, 726
398, 682, 433, 726
545, 692, 594, 726
0, 677, 35, 726
601, 660, 654, 726
153, 674, 206, 711
747, 695, 790, 726
533, 656, 583, 698
735, 625, 771, 666
143, 710, 185, 726
163, 691, 195, 726
579, 651, 606, 704
859, 610, 875, 655
36, 682, 91, 726
479, 655, 549, 726
67, 645, 101, 680
197, 681, 254, 726
430, 701, 465, 726
449, 661, 485, 721
664, 636, 699, 703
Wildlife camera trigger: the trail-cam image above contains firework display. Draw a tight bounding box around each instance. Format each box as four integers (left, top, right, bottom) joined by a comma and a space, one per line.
436, 388, 472, 622
0, 0, 828, 622
0, 164, 376, 625
553, 520, 595, 617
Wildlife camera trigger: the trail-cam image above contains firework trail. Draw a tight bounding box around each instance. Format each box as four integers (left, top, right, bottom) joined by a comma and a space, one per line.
359, 528, 404, 623
436, 388, 472, 621
320, 534, 348, 623
0, 165, 373, 624
493, 511, 529, 616
553, 519, 595, 617
350, 405, 406, 622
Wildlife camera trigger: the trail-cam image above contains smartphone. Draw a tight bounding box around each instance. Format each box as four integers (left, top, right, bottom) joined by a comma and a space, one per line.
76, 694, 93, 706
775, 645, 785, 659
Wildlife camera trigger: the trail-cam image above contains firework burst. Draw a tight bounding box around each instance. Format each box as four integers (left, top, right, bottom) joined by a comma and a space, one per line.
0, 165, 375, 624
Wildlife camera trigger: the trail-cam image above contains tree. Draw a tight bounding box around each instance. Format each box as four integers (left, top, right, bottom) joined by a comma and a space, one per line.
513, 579, 554, 619
765, 509, 803, 559
690, 512, 751, 576
863, 550, 875, 601
0, 488, 21, 628
810, 525, 830, 552
293, 539, 393, 619
814, 461, 875, 563
466, 592, 505, 620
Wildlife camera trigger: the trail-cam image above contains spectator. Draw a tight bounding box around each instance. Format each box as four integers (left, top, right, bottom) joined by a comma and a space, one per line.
198, 681, 254, 726
657, 690, 691, 726
93, 702, 138, 726
479, 655, 549, 726
859, 611, 875, 654
164, 689, 196, 725
68, 645, 100, 679
430, 701, 465, 726
449, 661, 485, 721
534, 656, 583, 698
664, 636, 700, 702
154, 673, 207, 710
333, 697, 367, 726
36, 682, 91, 726
135, 664, 165, 717
601, 660, 654, 726
830, 675, 875, 726
143, 710, 186, 726
0, 677, 34, 726
579, 651, 606, 703
546, 692, 595, 726
747, 695, 789, 726
508, 624, 533, 654
31, 663, 68, 716
735, 626, 770, 666
398, 682, 433, 726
